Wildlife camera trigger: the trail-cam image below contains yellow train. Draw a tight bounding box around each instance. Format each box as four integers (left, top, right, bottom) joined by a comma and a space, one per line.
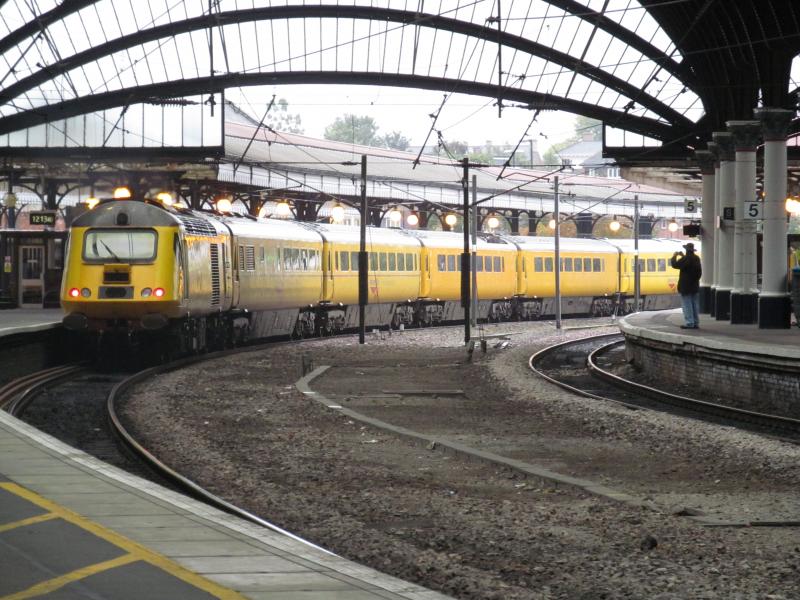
61, 198, 686, 351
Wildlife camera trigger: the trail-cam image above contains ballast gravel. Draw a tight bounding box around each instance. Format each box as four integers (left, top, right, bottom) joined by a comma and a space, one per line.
119, 319, 800, 600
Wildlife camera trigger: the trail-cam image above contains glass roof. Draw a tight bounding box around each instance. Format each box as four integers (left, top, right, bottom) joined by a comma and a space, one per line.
0, 0, 704, 147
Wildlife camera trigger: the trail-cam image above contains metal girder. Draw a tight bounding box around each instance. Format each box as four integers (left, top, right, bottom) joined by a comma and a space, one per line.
0, 71, 686, 142
0, 145, 223, 160
0, 4, 694, 131
0, 0, 99, 56
541, 0, 695, 86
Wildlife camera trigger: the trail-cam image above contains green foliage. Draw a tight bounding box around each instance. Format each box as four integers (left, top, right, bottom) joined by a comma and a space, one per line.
324, 114, 380, 146
381, 130, 411, 150
265, 98, 304, 134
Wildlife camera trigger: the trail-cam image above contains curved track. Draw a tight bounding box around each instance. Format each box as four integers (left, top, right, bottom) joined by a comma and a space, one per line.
530, 333, 800, 440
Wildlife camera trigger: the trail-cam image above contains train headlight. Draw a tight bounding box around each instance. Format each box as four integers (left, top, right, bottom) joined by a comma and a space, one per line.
69, 288, 80, 298
154, 288, 165, 298
81, 288, 91, 298
141, 288, 152, 297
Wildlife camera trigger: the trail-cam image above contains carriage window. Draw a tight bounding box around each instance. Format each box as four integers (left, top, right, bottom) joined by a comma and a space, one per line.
485, 256, 494, 272
438, 255, 446, 271
593, 258, 602, 272
388, 253, 396, 270
534, 257, 543, 272
340, 251, 349, 271
347, 251, 356, 271
407, 253, 414, 271
647, 258, 656, 272
584, 258, 592, 272
574, 257, 582, 272
380, 252, 388, 271
657, 258, 666, 272
370, 252, 377, 271
562, 257, 573, 272
397, 253, 405, 271
637, 258, 645, 272
545, 257, 553, 272
494, 256, 501, 272
447, 255, 456, 271
476, 256, 483, 272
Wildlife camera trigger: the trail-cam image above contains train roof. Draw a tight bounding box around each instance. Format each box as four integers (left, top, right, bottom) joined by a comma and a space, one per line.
301, 223, 422, 248
70, 200, 181, 228
603, 238, 691, 252
402, 229, 515, 251
503, 235, 619, 253
214, 214, 324, 243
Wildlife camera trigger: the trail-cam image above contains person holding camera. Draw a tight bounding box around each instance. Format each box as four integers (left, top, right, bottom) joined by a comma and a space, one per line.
670, 242, 702, 329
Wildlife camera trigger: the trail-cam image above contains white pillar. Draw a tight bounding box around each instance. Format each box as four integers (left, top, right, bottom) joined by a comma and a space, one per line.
708, 142, 721, 316
712, 131, 735, 320
755, 107, 794, 328
695, 150, 716, 313
726, 121, 760, 324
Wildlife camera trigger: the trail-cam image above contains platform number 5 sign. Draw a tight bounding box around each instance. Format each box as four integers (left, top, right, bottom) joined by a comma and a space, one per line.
684, 198, 698, 213
744, 201, 762, 220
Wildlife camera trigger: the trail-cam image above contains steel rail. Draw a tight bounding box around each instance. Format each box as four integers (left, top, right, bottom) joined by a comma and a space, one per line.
587, 340, 800, 436
0, 364, 86, 415
106, 343, 335, 556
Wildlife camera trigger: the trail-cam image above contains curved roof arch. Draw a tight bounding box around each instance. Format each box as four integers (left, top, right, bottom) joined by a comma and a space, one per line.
0, 0, 797, 162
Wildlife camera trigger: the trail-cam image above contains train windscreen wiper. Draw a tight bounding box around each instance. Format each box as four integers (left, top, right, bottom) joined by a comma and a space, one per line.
99, 240, 122, 262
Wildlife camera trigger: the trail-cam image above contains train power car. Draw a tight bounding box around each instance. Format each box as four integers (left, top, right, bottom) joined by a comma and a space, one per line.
61, 197, 686, 353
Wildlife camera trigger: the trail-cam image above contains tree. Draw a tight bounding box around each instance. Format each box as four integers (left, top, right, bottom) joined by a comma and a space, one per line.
324, 114, 380, 146
265, 98, 304, 134
381, 131, 411, 151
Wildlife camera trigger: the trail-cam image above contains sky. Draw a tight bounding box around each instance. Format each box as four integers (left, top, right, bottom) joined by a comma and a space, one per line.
229, 84, 581, 152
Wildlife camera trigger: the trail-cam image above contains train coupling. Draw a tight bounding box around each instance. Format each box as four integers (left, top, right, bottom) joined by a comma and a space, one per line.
62, 313, 88, 331
141, 313, 168, 330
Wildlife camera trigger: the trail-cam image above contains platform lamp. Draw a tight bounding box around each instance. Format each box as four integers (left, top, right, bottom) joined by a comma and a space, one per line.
486, 215, 500, 230
406, 211, 420, 227
609, 216, 621, 232
444, 213, 458, 231
388, 206, 403, 227
330, 202, 345, 223
668, 218, 679, 233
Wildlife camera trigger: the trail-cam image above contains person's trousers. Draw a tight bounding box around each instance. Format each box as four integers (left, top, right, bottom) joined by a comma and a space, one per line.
680, 292, 700, 327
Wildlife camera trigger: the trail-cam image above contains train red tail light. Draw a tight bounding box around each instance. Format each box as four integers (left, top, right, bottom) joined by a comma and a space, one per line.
69, 288, 80, 298
154, 288, 165, 298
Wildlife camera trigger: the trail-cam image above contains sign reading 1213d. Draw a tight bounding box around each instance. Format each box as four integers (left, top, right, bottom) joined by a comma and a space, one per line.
29, 211, 56, 226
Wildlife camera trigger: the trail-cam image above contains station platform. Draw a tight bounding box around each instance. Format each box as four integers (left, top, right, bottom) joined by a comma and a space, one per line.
618, 309, 800, 417
0, 410, 450, 600
0, 308, 62, 339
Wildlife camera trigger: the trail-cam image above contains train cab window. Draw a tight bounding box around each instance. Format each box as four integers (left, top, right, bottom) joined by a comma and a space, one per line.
584, 258, 592, 272
380, 252, 388, 271
438, 255, 446, 271
593, 258, 602, 272
388, 253, 396, 271
657, 258, 666, 271
407, 253, 414, 271
340, 251, 350, 271
447, 255, 455, 271
350, 251, 359, 271
647, 258, 656, 272
534, 257, 543, 272
574, 258, 583, 272
545, 257, 553, 272
83, 229, 157, 263
397, 253, 405, 271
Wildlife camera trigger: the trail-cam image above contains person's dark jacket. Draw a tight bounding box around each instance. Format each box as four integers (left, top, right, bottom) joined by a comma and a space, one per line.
670, 251, 702, 294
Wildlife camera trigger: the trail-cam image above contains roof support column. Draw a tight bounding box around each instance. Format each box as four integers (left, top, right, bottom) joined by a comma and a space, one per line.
695, 150, 716, 314
712, 132, 735, 320
727, 121, 761, 324
707, 142, 720, 316
756, 108, 794, 328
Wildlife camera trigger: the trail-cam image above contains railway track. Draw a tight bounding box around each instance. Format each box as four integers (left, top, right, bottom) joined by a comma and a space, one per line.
530, 333, 800, 441
2, 344, 331, 554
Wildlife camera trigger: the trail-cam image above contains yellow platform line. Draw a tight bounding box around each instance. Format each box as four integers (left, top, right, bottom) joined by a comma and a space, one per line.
0, 512, 58, 534
0, 482, 247, 600
2, 554, 139, 600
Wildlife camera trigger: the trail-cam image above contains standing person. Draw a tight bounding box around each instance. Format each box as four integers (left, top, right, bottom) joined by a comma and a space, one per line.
670, 242, 702, 329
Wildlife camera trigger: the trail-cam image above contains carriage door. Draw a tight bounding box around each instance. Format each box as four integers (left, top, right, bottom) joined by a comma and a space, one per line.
19, 245, 44, 306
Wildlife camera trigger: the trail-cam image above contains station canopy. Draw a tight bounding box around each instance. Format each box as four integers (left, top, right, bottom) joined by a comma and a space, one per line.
0, 1, 797, 167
